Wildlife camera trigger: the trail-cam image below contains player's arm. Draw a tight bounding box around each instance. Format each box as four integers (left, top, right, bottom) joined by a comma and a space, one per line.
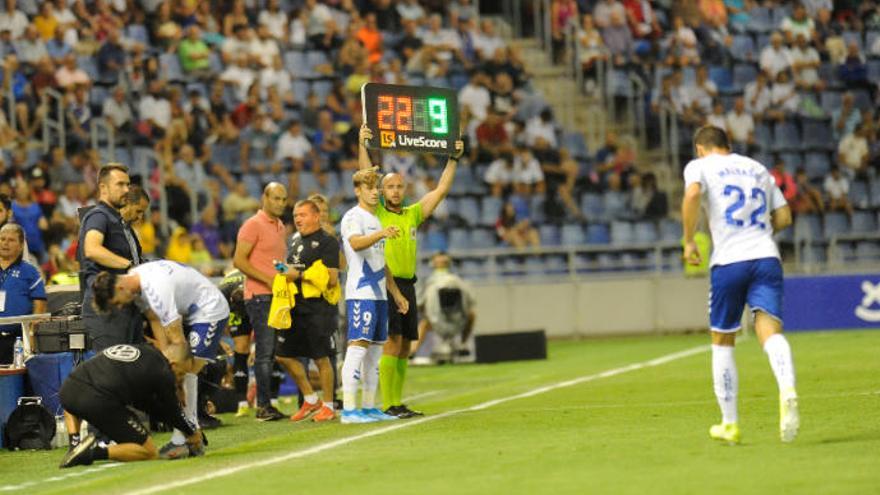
418, 140, 464, 219
358, 124, 374, 170
348, 226, 400, 251
83, 230, 132, 269
385, 266, 409, 314
681, 182, 703, 266
144, 310, 186, 350
233, 240, 274, 288
771, 205, 792, 232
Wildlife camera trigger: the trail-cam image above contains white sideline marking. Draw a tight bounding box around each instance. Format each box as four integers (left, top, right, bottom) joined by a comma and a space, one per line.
402, 390, 444, 403
0, 461, 123, 492
128, 344, 710, 495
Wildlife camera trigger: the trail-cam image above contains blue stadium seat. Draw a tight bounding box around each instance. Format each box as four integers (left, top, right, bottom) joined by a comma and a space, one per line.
610, 221, 634, 245
606, 68, 633, 97
298, 172, 320, 196
305, 51, 329, 77
772, 121, 801, 152
456, 197, 479, 225
730, 35, 756, 62
586, 223, 610, 244
471, 228, 495, 249
284, 51, 307, 77
748, 7, 775, 32
802, 245, 827, 264
530, 196, 546, 224
849, 181, 870, 209
125, 24, 149, 44
801, 119, 834, 151
830, 243, 855, 264
209, 51, 224, 73
448, 228, 471, 250
775, 223, 794, 244
212, 142, 241, 173
76, 56, 99, 80
868, 59, 880, 83
752, 151, 773, 168
754, 33, 770, 50
603, 191, 628, 220
842, 31, 863, 51
681, 67, 696, 87
580, 193, 605, 221
660, 219, 682, 242
852, 211, 876, 233
312, 80, 333, 104
561, 223, 587, 246
539, 224, 561, 246
424, 227, 447, 253
753, 122, 772, 151
823, 212, 849, 240
794, 214, 822, 241
459, 259, 487, 279
159, 53, 186, 83
867, 31, 880, 53
544, 255, 568, 274
595, 253, 617, 271
480, 196, 503, 226
708, 66, 733, 92
633, 222, 658, 244
770, 5, 791, 27
853, 89, 872, 110
450, 167, 473, 195
779, 152, 802, 170
804, 151, 831, 179
562, 132, 589, 159
820, 91, 843, 115
870, 179, 880, 208
856, 241, 880, 262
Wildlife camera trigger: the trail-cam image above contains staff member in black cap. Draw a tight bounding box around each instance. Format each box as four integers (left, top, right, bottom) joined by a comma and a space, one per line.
77, 163, 143, 350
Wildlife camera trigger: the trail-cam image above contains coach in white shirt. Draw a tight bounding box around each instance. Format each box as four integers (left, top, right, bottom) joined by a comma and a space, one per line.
726, 97, 755, 150
759, 32, 792, 79
276, 120, 314, 169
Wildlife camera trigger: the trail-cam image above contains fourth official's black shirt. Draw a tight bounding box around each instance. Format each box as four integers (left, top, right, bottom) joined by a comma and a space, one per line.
287, 229, 340, 314
67, 344, 195, 436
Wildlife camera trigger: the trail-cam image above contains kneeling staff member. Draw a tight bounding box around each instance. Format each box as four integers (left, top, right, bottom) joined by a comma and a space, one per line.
91, 260, 230, 459
59, 342, 202, 468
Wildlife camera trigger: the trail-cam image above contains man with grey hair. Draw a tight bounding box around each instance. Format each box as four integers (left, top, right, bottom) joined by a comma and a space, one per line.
0, 223, 47, 364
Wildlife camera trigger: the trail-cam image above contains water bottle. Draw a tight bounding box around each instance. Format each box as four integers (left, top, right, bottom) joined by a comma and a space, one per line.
53, 416, 68, 449
13, 337, 24, 368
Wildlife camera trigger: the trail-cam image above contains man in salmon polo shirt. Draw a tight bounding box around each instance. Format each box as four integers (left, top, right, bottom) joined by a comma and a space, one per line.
233, 182, 288, 421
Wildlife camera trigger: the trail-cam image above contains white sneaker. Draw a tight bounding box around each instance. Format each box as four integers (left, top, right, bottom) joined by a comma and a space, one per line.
780, 393, 799, 443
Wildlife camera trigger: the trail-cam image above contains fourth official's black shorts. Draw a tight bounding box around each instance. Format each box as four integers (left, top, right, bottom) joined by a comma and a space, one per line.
276, 307, 335, 360
60, 377, 149, 445
389, 277, 419, 340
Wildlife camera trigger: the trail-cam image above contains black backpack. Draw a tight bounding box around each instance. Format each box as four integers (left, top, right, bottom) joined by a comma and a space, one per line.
4, 397, 56, 451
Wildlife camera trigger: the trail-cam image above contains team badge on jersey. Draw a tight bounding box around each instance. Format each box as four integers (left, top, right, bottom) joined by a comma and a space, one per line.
103, 345, 141, 362
190, 331, 201, 348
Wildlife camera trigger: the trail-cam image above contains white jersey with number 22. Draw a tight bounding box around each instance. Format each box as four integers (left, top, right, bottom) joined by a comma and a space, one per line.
684, 152, 787, 267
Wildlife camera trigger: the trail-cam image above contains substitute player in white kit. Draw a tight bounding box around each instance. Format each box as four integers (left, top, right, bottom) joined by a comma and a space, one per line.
92, 260, 230, 456
681, 126, 799, 444
339, 168, 410, 424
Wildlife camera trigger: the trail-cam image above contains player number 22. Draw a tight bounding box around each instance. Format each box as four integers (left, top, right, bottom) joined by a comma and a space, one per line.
723, 185, 767, 229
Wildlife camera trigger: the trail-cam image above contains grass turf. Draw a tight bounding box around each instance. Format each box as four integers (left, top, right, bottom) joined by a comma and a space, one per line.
1, 330, 878, 494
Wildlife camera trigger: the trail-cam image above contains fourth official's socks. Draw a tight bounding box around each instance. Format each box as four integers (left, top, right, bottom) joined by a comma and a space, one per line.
392, 356, 408, 407
379, 355, 398, 409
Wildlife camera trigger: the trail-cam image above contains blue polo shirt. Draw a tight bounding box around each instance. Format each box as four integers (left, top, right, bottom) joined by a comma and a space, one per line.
0, 258, 47, 335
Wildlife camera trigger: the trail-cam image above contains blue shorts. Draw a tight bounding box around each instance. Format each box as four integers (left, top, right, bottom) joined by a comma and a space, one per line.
709, 258, 783, 333
346, 300, 388, 343
186, 319, 227, 359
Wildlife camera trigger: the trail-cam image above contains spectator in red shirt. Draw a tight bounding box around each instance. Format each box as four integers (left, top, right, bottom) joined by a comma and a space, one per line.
771, 158, 798, 202
475, 107, 510, 162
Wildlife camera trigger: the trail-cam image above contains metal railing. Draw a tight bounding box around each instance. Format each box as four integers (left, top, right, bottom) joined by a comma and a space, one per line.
89, 117, 115, 157
41, 88, 66, 152
658, 102, 680, 169
135, 147, 171, 238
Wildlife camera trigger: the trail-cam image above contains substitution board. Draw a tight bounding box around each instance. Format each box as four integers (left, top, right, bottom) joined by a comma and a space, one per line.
361, 82, 459, 153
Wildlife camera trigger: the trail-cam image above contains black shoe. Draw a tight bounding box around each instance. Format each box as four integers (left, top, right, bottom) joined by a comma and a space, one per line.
198, 413, 222, 430
256, 405, 285, 422
399, 404, 424, 417
59, 434, 97, 469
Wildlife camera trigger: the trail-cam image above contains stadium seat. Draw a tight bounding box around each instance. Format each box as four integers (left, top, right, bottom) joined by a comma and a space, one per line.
867, 31, 880, 52
312, 80, 333, 104
823, 212, 849, 240
77, 56, 99, 80
775, 223, 794, 244
480, 196, 503, 227
755, 33, 770, 50
323, 171, 341, 197
708, 66, 733, 92
586, 223, 610, 244
849, 181, 870, 210
284, 51, 307, 77
842, 31, 863, 51
539, 224, 561, 246
544, 255, 568, 274
802, 245, 827, 264
298, 172, 320, 196
856, 241, 880, 262
770, 5, 791, 27
659, 219, 682, 242
306, 51, 330, 76
794, 214, 822, 241
560, 223, 587, 246
868, 59, 880, 84
852, 89, 872, 110
125, 24, 149, 44
730, 35, 756, 62
531, 196, 546, 224
610, 221, 634, 245
159, 53, 186, 83
753, 122, 772, 151
459, 259, 487, 279
448, 228, 471, 251
870, 179, 880, 208
830, 243, 855, 264
455, 197, 479, 225
606, 68, 633, 97
424, 228, 448, 253
732, 63, 758, 91
212, 142, 241, 173
471, 228, 496, 249
595, 253, 617, 271
779, 152, 802, 170
633, 222, 658, 244
748, 7, 775, 32
801, 119, 834, 151
209, 51, 224, 73
580, 193, 605, 221
820, 91, 843, 115
804, 151, 831, 179
772, 121, 801, 152
851, 211, 876, 233
752, 150, 773, 168
562, 132, 589, 159
603, 191, 629, 220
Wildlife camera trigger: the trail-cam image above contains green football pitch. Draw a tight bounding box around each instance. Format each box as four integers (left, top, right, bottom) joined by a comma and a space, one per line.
2, 330, 878, 495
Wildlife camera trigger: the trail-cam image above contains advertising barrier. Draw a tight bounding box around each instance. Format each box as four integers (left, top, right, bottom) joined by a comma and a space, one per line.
783, 274, 880, 331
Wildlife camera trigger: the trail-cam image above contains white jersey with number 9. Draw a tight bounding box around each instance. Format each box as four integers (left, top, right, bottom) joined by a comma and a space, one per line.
684, 152, 787, 267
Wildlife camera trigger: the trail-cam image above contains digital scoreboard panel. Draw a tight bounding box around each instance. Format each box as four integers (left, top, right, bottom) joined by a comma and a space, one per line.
362, 83, 459, 154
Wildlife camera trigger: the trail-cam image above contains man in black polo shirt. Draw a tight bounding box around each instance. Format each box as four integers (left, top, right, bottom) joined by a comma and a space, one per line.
77, 164, 143, 350
277, 199, 340, 423
58, 343, 203, 468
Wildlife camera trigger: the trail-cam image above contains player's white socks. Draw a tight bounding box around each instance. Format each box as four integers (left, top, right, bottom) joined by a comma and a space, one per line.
171, 373, 199, 445
342, 346, 367, 411
763, 334, 796, 398
361, 344, 383, 409
711, 345, 738, 424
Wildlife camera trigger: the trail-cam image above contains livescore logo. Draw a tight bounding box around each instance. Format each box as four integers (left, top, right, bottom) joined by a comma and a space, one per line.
380, 131, 396, 148
380, 131, 449, 150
